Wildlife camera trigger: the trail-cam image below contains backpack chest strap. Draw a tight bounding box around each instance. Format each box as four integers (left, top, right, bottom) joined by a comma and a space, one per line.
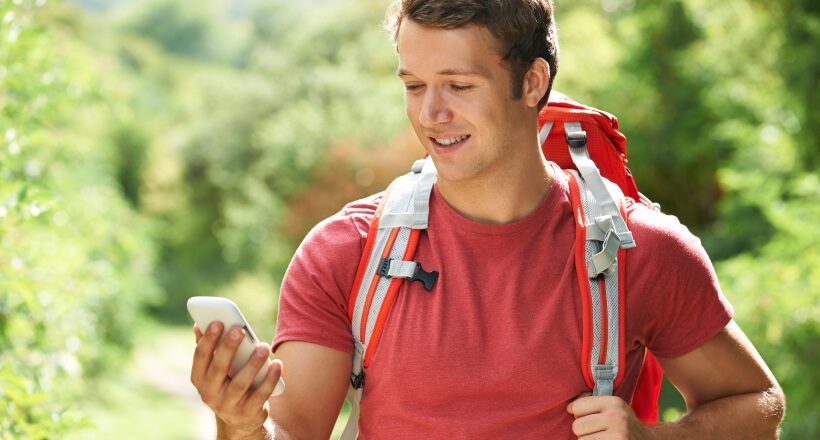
378, 258, 439, 291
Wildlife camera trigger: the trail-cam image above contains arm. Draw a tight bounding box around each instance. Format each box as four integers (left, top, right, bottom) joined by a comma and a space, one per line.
265, 341, 350, 440
568, 320, 785, 439
191, 324, 350, 440
650, 319, 784, 438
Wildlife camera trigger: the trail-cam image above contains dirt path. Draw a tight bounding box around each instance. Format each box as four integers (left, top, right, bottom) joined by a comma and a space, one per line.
133, 326, 216, 440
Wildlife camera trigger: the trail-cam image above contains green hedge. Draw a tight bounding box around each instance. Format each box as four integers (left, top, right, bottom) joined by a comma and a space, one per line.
0, 1, 159, 437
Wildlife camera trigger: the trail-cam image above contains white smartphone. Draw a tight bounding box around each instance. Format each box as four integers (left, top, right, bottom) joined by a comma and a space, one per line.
187, 296, 285, 396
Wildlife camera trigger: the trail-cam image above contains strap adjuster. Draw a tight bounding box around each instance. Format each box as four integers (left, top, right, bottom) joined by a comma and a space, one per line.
565, 126, 588, 149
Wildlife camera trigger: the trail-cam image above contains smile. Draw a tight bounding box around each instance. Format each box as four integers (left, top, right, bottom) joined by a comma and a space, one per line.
432, 135, 471, 146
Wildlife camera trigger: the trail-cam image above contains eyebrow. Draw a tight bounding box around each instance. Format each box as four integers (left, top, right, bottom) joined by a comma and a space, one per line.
397, 67, 491, 78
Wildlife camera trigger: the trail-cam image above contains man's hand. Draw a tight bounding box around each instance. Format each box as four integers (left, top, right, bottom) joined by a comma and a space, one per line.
191, 321, 283, 437
567, 394, 655, 440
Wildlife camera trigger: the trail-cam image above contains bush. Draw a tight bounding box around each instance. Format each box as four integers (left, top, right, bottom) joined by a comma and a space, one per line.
0, 1, 159, 436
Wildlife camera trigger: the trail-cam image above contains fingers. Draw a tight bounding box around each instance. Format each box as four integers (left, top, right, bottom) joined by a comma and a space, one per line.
567, 394, 612, 418
568, 395, 638, 438
190, 321, 273, 432
203, 325, 245, 400
222, 344, 272, 408
571, 412, 608, 437
244, 358, 283, 410
191, 321, 223, 387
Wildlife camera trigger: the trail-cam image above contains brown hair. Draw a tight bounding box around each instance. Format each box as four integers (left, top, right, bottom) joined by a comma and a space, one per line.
386, 0, 559, 109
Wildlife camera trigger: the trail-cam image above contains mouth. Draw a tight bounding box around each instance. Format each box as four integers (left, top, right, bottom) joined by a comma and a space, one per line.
430, 134, 471, 148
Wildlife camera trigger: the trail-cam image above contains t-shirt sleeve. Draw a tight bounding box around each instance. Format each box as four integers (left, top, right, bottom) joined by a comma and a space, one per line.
273, 197, 378, 355
626, 203, 734, 359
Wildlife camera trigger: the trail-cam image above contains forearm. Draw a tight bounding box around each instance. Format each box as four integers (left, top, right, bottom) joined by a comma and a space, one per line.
652, 387, 785, 439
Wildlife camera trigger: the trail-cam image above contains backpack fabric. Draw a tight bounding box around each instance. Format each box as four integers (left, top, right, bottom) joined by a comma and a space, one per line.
341, 93, 662, 439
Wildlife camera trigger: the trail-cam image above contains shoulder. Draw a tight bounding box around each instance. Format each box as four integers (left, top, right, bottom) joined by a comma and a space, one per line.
284, 191, 385, 301
622, 198, 734, 357
625, 197, 700, 247
275, 192, 385, 354
624, 198, 704, 259
622, 198, 718, 290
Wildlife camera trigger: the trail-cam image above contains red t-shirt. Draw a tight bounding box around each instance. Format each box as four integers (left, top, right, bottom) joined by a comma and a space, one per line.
274, 166, 733, 439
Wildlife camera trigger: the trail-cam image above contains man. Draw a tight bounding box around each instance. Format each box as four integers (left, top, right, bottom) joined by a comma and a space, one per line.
191, 1, 785, 438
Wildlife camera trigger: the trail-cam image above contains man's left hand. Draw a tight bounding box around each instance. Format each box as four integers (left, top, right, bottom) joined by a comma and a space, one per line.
566, 395, 655, 440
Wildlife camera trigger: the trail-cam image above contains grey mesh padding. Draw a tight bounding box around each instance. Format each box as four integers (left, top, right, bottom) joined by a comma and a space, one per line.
589, 260, 603, 368
350, 159, 433, 342
363, 227, 411, 343
350, 222, 393, 343
604, 262, 620, 369
343, 159, 436, 440
570, 167, 626, 397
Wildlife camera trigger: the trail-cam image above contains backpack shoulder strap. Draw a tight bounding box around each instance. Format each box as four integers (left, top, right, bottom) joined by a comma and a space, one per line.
562, 120, 635, 397
342, 157, 437, 440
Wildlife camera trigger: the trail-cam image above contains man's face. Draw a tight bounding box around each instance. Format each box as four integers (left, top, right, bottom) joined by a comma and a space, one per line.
396, 19, 535, 185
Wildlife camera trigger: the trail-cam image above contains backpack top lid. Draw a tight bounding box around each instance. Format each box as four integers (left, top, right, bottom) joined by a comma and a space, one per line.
538, 91, 640, 201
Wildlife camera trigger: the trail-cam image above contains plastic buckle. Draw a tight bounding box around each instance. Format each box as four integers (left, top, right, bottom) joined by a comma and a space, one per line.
377, 258, 438, 291
351, 371, 365, 389
411, 262, 439, 291
377, 258, 393, 278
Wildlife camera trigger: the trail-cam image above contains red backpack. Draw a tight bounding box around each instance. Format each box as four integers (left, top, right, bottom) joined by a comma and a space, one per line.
339, 92, 663, 439
537, 92, 663, 424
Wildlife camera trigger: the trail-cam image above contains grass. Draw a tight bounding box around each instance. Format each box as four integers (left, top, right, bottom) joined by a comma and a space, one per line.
65, 323, 208, 440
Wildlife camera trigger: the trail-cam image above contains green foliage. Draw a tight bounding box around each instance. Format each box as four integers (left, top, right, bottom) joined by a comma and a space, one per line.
0, 0, 159, 437
119, 0, 218, 62
125, 0, 407, 318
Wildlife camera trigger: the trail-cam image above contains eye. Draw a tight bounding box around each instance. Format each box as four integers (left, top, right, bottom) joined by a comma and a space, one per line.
451, 84, 474, 93
404, 83, 424, 92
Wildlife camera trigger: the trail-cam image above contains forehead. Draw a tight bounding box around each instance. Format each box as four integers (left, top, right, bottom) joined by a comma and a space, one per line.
396, 19, 504, 78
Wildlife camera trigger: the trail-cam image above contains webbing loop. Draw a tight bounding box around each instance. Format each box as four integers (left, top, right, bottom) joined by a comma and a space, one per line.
592, 364, 616, 396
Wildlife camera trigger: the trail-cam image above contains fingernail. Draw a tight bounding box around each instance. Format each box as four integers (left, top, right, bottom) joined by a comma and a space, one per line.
209, 322, 220, 334
231, 328, 243, 340
255, 346, 268, 358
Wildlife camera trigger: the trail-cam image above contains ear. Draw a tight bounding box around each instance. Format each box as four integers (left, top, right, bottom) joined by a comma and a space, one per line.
523, 58, 550, 108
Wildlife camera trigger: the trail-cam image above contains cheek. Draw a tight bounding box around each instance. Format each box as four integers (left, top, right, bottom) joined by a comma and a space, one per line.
404, 95, 420, 122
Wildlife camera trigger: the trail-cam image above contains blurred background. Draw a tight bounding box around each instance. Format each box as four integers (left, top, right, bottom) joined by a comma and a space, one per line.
0, 0, 816, 438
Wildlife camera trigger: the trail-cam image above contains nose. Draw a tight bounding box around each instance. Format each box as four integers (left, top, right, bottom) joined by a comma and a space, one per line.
418, 89, 453, 128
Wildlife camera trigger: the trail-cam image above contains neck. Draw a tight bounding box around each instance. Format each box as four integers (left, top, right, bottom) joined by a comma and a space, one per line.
436, 145, 553, 224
